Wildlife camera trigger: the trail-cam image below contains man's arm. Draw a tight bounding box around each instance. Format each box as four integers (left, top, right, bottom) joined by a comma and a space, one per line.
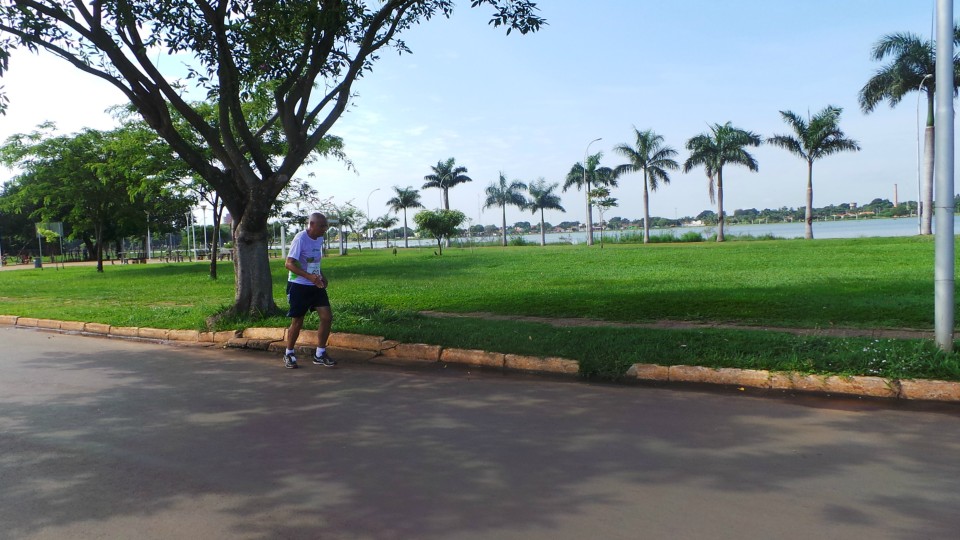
285, 258, 326, 288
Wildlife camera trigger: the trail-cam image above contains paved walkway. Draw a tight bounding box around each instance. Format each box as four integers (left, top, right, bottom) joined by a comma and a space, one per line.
3, 326, 959, 540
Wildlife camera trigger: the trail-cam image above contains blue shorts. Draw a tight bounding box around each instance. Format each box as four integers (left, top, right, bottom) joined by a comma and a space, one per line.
286, 282, 330, 318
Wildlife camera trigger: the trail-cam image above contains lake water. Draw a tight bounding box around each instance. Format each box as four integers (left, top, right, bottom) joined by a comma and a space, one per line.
361, 217, 957, 249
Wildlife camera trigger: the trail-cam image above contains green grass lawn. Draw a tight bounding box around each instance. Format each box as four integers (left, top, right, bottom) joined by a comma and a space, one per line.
2, 236, 958, 381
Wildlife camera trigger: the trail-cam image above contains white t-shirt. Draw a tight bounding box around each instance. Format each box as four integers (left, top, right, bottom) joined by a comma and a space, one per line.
287, 230, 325, 285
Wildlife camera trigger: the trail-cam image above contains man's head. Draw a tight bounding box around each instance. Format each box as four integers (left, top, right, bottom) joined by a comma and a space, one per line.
307, 212, 329, 240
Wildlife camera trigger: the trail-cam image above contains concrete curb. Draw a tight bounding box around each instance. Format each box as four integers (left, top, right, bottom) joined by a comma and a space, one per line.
625, 363, 959, 402
4, 315, 960, 402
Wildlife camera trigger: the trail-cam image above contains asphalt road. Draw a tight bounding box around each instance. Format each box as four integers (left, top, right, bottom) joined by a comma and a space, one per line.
2, 326, 959, 540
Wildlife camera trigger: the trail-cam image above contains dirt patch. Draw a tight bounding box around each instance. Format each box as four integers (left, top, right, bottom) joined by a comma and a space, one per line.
418, 311, 935, 340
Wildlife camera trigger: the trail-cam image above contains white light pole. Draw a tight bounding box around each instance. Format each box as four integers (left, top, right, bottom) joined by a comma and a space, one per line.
200, 204, 208, 255
934, 0, 954, 351
917, 73, 933, 233
145, 211, 151, 259
583, 137, 602, 246
366, 187, 380, 249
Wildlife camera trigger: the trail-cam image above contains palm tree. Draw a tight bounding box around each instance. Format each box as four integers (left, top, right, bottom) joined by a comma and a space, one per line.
422, 157, 472, 211
483, 172, 528, 246
768, 107, 861, 240
372, 214, 400, 247
858, 27, 960, 235
386, 186, 423, 248
564, 152, 615, 245
527, 178, 565, 246
683, 122, 762, 242
611, 128, 679, 244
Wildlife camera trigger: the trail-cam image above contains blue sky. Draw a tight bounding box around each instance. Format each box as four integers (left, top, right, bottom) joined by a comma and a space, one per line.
0, 1, 949, 227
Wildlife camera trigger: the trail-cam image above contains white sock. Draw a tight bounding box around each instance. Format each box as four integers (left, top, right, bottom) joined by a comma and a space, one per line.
286, 348, 295, 355
316, 347, 326, 357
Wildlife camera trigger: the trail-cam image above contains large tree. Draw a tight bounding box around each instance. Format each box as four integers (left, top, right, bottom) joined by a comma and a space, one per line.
0, 1, 542, 319
386, 185, 423, 248
483, 171, 528, 246
611, 128, 678, 244
526, 177, 564, 246
0, 123, 191, 271
768, 106, 860, 240
564, 152, 614, 246
683, 122, 761, 242
858, 27, 960, 235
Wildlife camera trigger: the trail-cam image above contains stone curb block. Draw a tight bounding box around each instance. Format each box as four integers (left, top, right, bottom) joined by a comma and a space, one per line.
225, 337, 249, 348
768, 372, 794, 390
824, 376, 899, 399
200, 330, 238, 343
110, 326, 139, 338
242, 327, 286, 341
702, 367, 770, 387
60, 321, 85, 332
505, 354, 578, 375
899, 379, 960, 401
0, 315, 19, 325
441, 348, 505, 368
138, 328, 170, 340
628, 363, 670, 381
790, 374, 827, 393
37, 319, 61, 330
380, 341, 443, 362
295, 333, 319, 347
329, 333, 384, 351
168, 329, 201, 342
668, 365, 713, 383
16, 317, 39, 327
84, 322, 111, 335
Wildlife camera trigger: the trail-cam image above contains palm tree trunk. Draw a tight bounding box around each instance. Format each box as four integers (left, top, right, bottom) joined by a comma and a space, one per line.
402, 209, 409, 248
805, 160, 814, 240
442, 189, 451, 247
716, 168, 725, 242
539, 209, 546, 246
501, 205, 507, 247
642, 171, 650, 244
585, 181, 593, 246
922, 122, 935, 235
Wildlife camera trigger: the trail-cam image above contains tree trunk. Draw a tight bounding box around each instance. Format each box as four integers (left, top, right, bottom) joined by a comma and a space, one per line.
716, 169, 725, 242
921, 123, 935, 235
501, 205, 507, 246
229, 207, 280, 318
642, 171, 650, 244
539, 209, 546, 246
442, 189, 451, 248
805, 160, 814, 240
95, 223, 104, 273
403, 209, 409, 248
585, 181, 594, 246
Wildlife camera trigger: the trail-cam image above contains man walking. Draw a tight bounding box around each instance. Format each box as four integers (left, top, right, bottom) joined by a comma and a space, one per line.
283, 212, 336, 369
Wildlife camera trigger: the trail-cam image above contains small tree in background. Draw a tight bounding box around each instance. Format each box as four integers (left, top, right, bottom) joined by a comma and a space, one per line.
589, 187, 618, 248
414, 209, 466, 255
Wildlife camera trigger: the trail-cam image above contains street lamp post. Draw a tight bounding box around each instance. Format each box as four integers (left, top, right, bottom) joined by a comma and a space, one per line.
583, 137, 602, 246
917, 73, 933, 233
145, 211, 151, 259
366, 187, 380, 250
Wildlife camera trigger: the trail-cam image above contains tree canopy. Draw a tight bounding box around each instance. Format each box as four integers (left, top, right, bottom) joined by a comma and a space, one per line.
0, 0, 543, 317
